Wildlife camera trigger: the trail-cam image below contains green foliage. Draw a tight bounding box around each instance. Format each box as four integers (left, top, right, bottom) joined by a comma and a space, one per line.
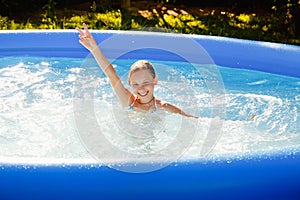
0, 16, 10, 30
63, 15, 88, 29
94, 10, 122, 29
0, 16, 34, 30
40, 0, 58, 29
0, 1, 299, 45
155, 13, 208, 34
272, 0, 300, 37
64, 10, 122, 30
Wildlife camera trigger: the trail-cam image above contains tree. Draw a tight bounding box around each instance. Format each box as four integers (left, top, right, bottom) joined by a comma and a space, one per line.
272, 0, 300, 37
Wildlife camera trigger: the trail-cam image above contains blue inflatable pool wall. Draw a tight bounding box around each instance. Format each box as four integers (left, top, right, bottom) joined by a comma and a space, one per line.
0, 30, 300, 200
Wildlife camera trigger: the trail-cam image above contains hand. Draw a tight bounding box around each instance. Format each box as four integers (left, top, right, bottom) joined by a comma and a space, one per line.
247, 113, 258, 121
76, 23, 98, 52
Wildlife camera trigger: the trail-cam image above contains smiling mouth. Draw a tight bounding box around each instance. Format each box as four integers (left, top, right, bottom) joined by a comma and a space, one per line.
138, 91, 149, 97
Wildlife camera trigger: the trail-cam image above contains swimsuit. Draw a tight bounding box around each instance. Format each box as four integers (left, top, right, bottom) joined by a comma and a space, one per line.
128, 96, 157, 112
127, 97, 136, 111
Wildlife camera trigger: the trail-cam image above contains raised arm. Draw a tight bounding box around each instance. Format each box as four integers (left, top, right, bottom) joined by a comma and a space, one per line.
76, 24, 134, 107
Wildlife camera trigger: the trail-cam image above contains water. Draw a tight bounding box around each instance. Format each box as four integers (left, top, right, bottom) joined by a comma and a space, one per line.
1, 56, 299, 165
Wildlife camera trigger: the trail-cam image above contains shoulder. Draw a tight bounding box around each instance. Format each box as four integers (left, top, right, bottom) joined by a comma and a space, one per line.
156, 99, 181, 113
156, 98, 199, 118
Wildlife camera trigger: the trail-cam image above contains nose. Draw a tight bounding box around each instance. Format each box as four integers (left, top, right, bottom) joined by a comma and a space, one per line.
137, 85, 146, 91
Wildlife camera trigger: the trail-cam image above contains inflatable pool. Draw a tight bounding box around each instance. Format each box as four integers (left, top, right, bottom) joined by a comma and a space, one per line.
0, 30, 300, 199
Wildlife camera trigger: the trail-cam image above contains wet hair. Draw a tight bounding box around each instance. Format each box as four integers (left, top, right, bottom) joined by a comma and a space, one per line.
128, 60, 156, 84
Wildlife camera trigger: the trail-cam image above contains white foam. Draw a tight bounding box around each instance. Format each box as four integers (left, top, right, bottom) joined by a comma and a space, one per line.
0, 57, 299, 165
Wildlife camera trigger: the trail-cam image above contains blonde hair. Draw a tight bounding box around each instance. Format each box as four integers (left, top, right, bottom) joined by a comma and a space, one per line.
128, 60, 156, 84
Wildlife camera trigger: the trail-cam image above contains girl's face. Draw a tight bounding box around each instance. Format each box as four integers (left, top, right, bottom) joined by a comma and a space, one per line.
129, 69, 158, 103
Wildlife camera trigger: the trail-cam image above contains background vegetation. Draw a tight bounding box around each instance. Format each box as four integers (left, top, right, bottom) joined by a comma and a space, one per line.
0, 0, 299, 45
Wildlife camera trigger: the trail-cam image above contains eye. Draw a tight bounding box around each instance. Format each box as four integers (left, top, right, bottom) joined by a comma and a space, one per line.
132, 83, 139, 88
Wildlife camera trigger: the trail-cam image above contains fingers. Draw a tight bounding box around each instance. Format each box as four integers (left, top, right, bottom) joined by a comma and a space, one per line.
75, 25, 85, 37
76, 23, 90, 37
76, 27, 84, 36
83, 23, 89, 33
76, 23, 94, 49
247, 113, 258, 121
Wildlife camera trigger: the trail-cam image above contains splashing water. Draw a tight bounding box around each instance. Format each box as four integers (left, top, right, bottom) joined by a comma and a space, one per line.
0, 56, 299, 164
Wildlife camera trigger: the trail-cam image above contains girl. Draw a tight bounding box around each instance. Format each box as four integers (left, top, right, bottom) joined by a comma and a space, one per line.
76, 23, 198, 118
